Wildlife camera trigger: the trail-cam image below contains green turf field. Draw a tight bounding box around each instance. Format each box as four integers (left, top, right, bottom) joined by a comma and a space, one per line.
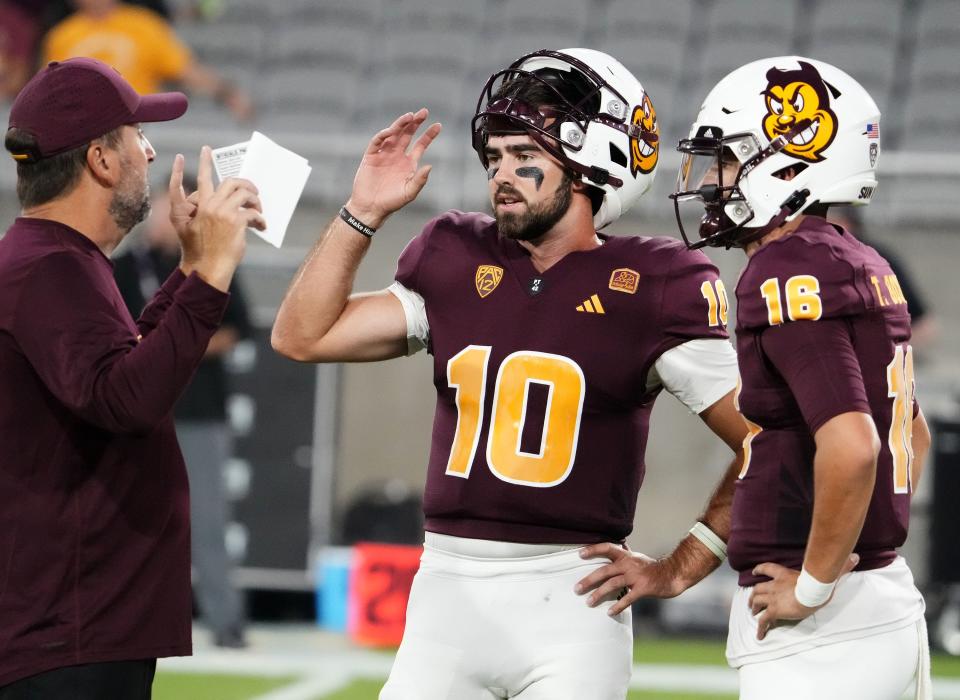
317, 680, 739, 700
153, 675, 740, 700
317, 680, 381, 700
151, 637, 960, 700
632, 636, 728, 665
153, 672, 295, 699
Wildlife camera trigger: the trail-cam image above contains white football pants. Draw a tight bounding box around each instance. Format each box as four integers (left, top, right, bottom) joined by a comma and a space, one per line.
379, 533, 633, 700
738, 617, 931, 700
730, 557, 930, 700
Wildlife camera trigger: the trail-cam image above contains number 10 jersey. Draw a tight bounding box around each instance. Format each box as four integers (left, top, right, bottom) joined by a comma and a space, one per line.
394, 210, 730, 544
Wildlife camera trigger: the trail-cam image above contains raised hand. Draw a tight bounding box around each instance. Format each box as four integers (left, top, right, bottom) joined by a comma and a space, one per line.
345, 109, 442, 229
179, 146, 266, 291
168, 153, 197, 238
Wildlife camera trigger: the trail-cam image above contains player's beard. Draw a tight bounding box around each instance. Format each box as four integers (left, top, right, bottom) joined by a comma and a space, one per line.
495, 173, 573, 242
109, 154, 152, 234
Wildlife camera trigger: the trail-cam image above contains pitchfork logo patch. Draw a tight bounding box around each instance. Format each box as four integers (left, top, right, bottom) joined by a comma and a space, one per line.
609, 268, 640, 294
761, 61, 839, 163
475, 265, 503, 298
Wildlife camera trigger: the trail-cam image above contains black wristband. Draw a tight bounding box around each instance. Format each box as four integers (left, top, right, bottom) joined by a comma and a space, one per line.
339, 206, 377, 238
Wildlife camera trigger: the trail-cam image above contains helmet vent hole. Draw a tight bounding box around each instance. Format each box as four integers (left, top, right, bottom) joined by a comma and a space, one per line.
772, 162, 809, 181
608, 143, 627, 168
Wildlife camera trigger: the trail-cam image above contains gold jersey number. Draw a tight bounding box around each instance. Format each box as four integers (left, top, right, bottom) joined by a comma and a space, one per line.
760, 275, 823, 325
445, 346, 585, 487
887, 344, 915, 494
701, 279, 729, 328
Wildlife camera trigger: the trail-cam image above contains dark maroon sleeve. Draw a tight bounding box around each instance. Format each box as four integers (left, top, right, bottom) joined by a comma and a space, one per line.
760, 318, 872, 434
736, 233, 865, 332
657, 246, 730, 341
12, 252, 228, 435
0, 4, 39, 62
394, 218, 440, 294
135, 268, 186, 337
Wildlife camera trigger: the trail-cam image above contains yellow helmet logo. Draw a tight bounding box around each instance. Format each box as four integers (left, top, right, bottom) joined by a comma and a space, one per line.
761, 61, 838, 163
630, 92, 659, 175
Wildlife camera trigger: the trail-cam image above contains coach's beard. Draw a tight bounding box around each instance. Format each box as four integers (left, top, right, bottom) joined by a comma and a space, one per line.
495, 175, 573, 242
109, 158, 152, 234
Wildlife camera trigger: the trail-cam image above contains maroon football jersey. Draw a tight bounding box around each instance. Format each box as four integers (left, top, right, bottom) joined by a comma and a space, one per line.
729, 217, 916, 585
395, 210, 729, 543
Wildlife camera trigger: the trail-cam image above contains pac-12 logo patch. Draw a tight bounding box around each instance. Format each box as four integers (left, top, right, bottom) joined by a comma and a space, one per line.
761, 60, 839, 163
609, 268, 640, 294
475, 265, 504, 298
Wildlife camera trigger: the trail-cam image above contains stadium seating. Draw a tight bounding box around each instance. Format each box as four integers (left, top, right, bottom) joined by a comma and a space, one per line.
912, 0, 960, 48
3, 0, 954, 225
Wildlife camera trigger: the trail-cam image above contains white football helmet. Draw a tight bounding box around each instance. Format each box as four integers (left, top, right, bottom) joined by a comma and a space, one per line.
671, 56, 881, 249
472, 48, 660, 229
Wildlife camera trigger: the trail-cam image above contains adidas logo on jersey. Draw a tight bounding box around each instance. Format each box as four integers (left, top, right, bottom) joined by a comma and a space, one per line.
576, 294, 605, 314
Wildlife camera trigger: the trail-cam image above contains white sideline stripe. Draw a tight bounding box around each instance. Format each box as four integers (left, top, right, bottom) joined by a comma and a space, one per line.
160, 654, 960, 700
629, 663, 738, 691
159, 653, 316, 677
249, 674, 353, 700
629, 666, 960, 699
157, 650, 395, 677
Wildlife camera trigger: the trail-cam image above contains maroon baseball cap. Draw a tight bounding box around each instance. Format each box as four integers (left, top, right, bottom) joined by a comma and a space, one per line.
7, 57, 188, 162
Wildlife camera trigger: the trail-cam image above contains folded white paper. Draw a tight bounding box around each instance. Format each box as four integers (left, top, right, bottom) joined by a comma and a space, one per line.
211, 132, 311, 248
211, 141, 247, 179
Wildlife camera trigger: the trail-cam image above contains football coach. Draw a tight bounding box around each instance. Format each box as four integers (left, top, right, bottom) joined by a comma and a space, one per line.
0, 57, 264, 698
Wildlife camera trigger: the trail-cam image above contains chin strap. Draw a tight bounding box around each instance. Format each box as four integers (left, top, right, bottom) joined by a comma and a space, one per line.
723, 121, 814, 248
731, 187, 811, 249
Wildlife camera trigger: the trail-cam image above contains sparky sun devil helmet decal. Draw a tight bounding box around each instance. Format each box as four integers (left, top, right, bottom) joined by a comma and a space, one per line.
630, 92, 659, 175
671, 56, 881, 250
761, 60, 839, 162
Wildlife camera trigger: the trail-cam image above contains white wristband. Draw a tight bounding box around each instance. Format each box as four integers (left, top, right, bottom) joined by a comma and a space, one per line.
794, 567, 836, 608
688, 521, 727, 561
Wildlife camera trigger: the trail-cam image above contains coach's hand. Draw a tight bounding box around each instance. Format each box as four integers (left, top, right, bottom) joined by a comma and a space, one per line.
748, 553, 859, 640
178, 146, 265, 291
575, 543, 685, 616
345, 108, 442, 230
168, 153, 199, 237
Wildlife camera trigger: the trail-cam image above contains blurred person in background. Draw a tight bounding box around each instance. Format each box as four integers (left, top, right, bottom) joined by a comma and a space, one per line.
0, 0, 42, 99
114, 173, 252, 650
40, 0, 172, 25
673, 56, 932, 699
42, 0, 253, 122
828, 206, 938, 354
0, 57, 263, 698
2, 0, 172, 28
273, 48, 748, 699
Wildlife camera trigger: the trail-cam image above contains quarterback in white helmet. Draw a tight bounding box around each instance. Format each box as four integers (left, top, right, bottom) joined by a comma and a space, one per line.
673, 57, 932, 700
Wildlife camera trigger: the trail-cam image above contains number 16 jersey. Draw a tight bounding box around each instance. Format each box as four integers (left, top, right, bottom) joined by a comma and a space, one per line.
394, 210, 733, 544
730, 217, 917, 586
